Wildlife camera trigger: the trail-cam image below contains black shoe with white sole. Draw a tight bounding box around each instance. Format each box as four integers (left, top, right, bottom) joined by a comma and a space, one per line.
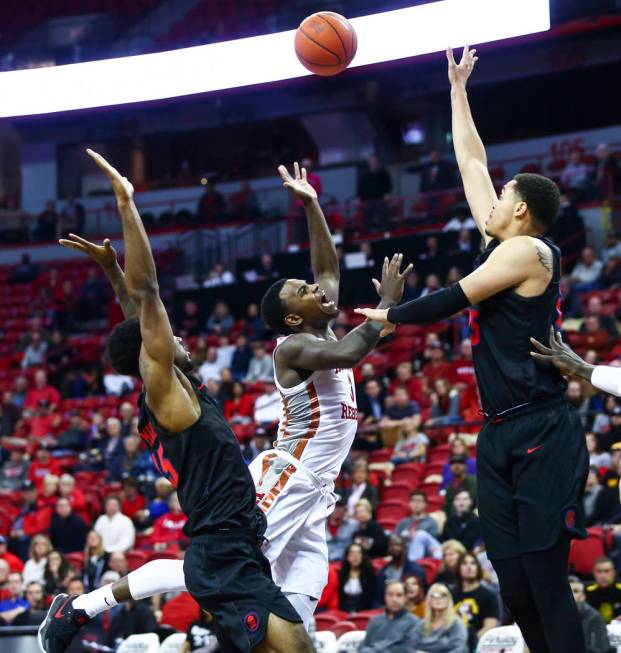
38, 593, 91, 653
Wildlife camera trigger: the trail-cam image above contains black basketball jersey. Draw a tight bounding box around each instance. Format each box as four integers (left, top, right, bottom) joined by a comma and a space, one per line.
137, 373, 261, 537
470, 237, 567, 416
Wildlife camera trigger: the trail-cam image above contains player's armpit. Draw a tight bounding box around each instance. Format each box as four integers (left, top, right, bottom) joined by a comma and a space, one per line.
459, 237, 542, 305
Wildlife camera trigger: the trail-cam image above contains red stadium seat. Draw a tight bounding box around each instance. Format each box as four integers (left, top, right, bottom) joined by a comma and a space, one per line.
381, 482, 412, 503
377, 517, 399, 532
569, 528, 607, 576
65, 552, 85, 572
329, 620, 357, 638
368, 448, 393, 463
315, 613, 340, 631
371, 557, 390, 572
126, 550, 149, 571
417, 557, 442, 585
376, 501, 409, 522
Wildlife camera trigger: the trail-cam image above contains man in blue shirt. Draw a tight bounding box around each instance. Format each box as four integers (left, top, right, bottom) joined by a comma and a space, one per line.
0, 572, 29, 624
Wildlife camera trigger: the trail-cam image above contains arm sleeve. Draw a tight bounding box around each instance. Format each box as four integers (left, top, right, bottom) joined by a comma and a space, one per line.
591, 366, 621, 397
387, 284, 470, 325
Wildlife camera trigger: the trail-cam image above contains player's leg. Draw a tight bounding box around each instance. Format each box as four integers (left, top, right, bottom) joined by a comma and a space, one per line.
38, 559, 186, 653
492, 556, 550, 653
520, 533, 586, 653
282, 593, 318, 632
254, 612, 315, 653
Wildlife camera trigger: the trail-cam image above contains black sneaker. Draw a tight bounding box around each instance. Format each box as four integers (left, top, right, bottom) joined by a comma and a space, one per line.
38, 593, 91, 653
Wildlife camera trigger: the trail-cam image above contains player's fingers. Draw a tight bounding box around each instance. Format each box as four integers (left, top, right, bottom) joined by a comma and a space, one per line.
383, 256, 389, 276
294, 161, 301, 179
301, 167, 308, 182
446, 47, 456, 66
103, 238, 112, 249
529, 337, 553, 354
400, 263, 414, 278
66, 233, 93, 247
354, 308, 371, 317
372, 278, 381, 293
58, 240, 83, 252
277, 165, 291, 182
530, 352, 550, 362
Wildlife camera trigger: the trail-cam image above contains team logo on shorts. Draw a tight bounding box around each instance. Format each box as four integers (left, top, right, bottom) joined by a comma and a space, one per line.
564, 508, 576, 529
244, 612, 260, 633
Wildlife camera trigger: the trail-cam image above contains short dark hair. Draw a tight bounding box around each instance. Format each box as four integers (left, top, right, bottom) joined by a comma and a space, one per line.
410, 490, 427, 502
261, 278, 293, 335
513, 173, 560, 233
107, 318, 142, 378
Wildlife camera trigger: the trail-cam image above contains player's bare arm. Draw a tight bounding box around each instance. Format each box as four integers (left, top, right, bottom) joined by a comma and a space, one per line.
279, 162, 339, 304
355, 236, 551, 328
59, 233, 137, 319
448, 45, 497, 246
87, 149, 199, 432
531, 326, 595, 380
276, 253, 411, 378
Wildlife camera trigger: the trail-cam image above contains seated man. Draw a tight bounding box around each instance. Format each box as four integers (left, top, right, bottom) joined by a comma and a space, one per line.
0, 572, 28, 624
374, 535, 427, 606
569, 575, 612, 653
442, 490, 482, 551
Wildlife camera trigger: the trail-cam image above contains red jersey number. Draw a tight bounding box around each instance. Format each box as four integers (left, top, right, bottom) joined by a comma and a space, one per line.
469, 309, 481, 346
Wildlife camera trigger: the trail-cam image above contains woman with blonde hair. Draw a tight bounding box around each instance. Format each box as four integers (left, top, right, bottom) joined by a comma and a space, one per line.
415, 583, 468, 652
82, 530, 109, 591
22, 535, 52, 584
434, 539, 466, 589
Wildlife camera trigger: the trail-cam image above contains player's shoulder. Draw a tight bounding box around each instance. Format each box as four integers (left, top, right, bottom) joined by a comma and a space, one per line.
491, 236, 551, 266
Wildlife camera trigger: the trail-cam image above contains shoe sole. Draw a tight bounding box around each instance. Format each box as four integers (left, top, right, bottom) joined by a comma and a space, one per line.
37, 593, 69, 653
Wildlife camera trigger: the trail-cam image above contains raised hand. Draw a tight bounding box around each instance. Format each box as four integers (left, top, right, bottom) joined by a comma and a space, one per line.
86, 149, 134, 205
355, 253, 413, 337
447, 45, 478, 88
59, 233, 118, 271
278, 161, 317, 205
530, 326, 592, 378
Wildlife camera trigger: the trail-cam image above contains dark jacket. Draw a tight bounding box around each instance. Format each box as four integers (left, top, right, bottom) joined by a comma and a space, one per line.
577, 600, 613, 653
352, 519, 388, 558
360, 610, 422, 653
49, 512, 87, 553
338, 564, 377, 613
83, 553, 110, 592
342, 483, 380, 511
374, 559, 427, 606
442, 512, 482, 550
106, 601, 157, 646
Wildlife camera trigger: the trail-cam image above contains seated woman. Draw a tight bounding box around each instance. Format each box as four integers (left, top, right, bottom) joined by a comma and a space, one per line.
441, 436, 476, 490
338, 543, 377, 614
223, 381, 255, 424
433, 539, 466, 592
351, 498, 388, 558
82, 530, 109, 592
404, 574, 426, 619
428, 378, 461, 425
22, 535, 52, 586
416, 583, 468, 653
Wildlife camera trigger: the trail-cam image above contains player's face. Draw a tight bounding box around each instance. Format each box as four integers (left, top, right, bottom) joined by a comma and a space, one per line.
280, 279, 339, 330
485, 180, 523, 239
173, 336, 193, 371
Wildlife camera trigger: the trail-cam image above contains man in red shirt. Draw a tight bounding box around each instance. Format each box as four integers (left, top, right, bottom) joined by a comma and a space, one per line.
450, 338, 476, 389
27, 447, 61, 489
150, 493, 187, 552
422, 342, 452, 387
26, 400, 60, 441
23, 371, 60, 414
120, 477, 146, 521
387, 361, 424, 404
58, 474, 89, 524
0, 536, 24, 573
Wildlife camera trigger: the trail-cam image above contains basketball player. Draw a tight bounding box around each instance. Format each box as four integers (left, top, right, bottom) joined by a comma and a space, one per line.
355, 47, 588, 653
38, 150, 313, 653
40, 155, 410, 646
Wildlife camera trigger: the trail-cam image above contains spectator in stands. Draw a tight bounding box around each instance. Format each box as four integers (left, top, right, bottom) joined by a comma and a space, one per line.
21, 331, 48, 370
118, 402, 135, 437
12, 376, 29, 411
145, 477, 174, 522
0, 572, 27, 624
417, 583, 468, 653
600, 255, 621, 288
357, 155, 393, 230
100, 417, 125, 474
110, 434, 155, 482
452, 552, 499, 649
390, 420, 429, 465
105, 596, 158, 646
35, 200, 58, 241
244, 302, 267, 340
151, 493, 187, 552
442, 491, 481, 551
402, 270, 422, 302
352, 498, 388, 558
395, 490, 440, 541
0, 559, 8, 591
381, 387, 421, 432
12, 580, 46, 626
583, 467, 608, 527
416, 150, 457, 194
422, 342, 452, 386
94, 496, 136, 553
389, 361, 424, 403
569, 575, 613, 653
178, 300, 201, 337
120, 477, 147, 523
595, 143, 621, 200
9, 253, 40, 284
374, 535, 427, 606
49, 497, 87, 553
54, 410, 87, 452
418, 237, 444, 279
43, 550, 70, 596
358, 378, 386, 423
28, 447, 61, 489
571, 246, 604, 291
443, 206, 475, 232
435, 540, 467, 589
82, 530, 109, 592
252, 253, 280, 282
58, 474, 88, 520
586, 433, 611, 469
582, 315, 612, 352
253, 381, 280, 432
0, 535, 23, 573
182, 612, 220, 653
361, 580, 422, 652
206, 301, 234, 336
450, 340, 476, 390
216, 336, 235, 372
229, 181, 260, 221
77, 268, 110, 321
0, 449, 29, 491
441, 437, 476, 490
22, 535, 52, 585
8, 480, 49, 560
196, 182, 225, 223
326, 500, 358, 562
567, 379, 592, 427
429, 378, 461, 425
203, 262, 235, 287
244, 342, 274, 382
342, 460, 379, 515
23, 371, 58, 415
59, 196, 85, 237
586, 556, 621, 623
197, 346, 223, 385
444, 455, 477, 516
103, 367, 134, 397
66, 576, 84, 597
582, 296, 619, 339
107, 552, 129, 578
230, 333, 253, 381
404, 574, 427, 619
559, 275, 586, 317
223, 381, 254, 426
338, 543, 377, 613
561, 150, 592, 202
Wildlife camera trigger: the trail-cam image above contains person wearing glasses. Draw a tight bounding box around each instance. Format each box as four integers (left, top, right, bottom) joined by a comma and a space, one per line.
415, 583, 467, 653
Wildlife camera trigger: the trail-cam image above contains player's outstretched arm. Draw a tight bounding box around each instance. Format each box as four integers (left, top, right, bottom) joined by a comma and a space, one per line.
355, 237, 545, 329
447, 46, 497, 246
86, 149, 198, 431
59, 233, 136, 319
277, 253, 411, 371
279, 162, 339, 304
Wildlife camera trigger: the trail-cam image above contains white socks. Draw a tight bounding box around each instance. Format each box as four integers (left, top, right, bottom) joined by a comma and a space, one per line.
72, 559, 187, 617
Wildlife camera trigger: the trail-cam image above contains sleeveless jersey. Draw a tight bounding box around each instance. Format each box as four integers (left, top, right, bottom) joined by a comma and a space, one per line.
273, 334, 358, 481
137, 373, 260, 537
470, 237, 566, 416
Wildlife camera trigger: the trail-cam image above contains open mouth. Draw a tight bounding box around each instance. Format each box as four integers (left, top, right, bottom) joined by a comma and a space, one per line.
317, 288, 336, 311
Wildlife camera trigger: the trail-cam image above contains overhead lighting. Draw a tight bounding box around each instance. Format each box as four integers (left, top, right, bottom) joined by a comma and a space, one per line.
0, 0, 549, 118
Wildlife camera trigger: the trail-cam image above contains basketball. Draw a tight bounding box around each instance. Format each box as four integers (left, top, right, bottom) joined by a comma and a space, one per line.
294, 12, 357, 77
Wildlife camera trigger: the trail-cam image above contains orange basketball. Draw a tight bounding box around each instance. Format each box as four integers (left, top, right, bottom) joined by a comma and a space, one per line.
295, 12, 358, 77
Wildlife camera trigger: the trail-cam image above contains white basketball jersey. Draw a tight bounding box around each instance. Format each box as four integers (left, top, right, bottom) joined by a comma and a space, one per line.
272, 334, 358, 481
